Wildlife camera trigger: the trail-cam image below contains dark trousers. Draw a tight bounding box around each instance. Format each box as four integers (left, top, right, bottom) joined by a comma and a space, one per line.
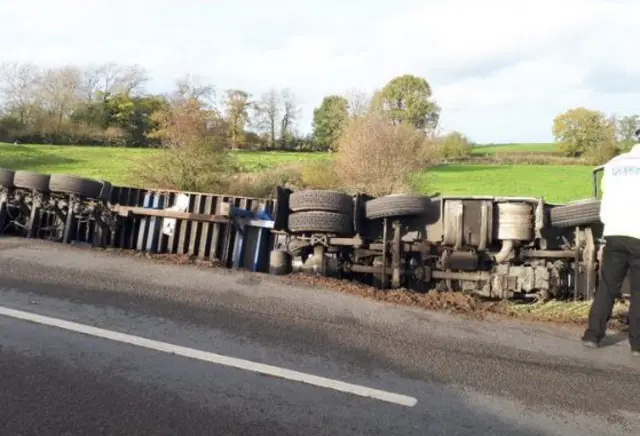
583, 235, 640, 350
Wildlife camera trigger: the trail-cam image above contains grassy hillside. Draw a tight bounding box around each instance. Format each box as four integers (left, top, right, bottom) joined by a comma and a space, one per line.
0, 142, 593, 202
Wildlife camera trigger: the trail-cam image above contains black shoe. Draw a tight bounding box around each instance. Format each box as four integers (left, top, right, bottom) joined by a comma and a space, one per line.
582, 339, 600, 349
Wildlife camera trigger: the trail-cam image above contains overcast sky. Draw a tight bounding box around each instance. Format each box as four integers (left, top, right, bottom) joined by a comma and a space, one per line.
1, 0, 638, 144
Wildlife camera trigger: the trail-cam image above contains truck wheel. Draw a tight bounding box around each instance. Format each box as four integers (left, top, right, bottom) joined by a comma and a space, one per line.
549, 198, 601, 228
13, 171, 51, 192
288, 211, 353, 235
289, 190, 353, 214
365, 194, 431, 220
49, 174, 104, 199
0, 168, 15, 188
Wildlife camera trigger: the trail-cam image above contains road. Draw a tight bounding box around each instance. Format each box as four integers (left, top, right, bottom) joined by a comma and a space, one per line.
0, 237, 639, 435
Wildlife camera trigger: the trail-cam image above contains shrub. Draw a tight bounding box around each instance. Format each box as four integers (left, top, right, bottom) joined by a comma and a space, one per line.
133, 98, 239, 192
299, 159, 341, 190
435, 131, 473, 159
583, 140, 620, 165
223, 165, 304, 198
222, 160, 343, 198
333, 112, 435, 196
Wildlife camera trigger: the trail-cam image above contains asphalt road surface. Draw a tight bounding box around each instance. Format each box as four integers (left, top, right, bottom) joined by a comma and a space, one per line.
1, 237, 640, 436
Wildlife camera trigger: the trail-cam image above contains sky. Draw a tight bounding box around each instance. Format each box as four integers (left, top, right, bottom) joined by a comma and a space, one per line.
0, 0, 639, 144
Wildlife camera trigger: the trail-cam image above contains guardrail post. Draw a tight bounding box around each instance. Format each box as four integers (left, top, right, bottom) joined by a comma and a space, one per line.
62, 197, 76, 244
146, 193, 165, 253
220, 201, 235, 267
0, 191, 8, 236
136, 192, 152, 251
26, 193, 42, 239
232, 221, 245, 269
391, 219, 402, 288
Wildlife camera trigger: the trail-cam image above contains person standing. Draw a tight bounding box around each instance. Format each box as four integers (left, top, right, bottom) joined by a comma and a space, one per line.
582, 128, 640, 356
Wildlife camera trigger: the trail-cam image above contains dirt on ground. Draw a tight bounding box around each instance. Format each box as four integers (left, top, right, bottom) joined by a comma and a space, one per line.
91, 247, 630, 332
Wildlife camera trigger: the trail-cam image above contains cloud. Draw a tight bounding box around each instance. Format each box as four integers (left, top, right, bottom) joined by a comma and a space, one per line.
583, 69, 640, 94
0, 0, 639, 143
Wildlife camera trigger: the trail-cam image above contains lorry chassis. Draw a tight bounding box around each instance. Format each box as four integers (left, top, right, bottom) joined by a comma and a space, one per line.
271, 180, 606, 301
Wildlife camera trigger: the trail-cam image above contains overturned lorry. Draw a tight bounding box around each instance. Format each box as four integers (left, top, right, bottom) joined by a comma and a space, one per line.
270, 166, 607, 301
0, 164, 612, 302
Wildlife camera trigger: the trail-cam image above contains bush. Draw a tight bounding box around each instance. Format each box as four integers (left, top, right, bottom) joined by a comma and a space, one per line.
583, 141, 620, 165
133, 98, 239, 192
333, 112, 435, 196
299, 159, 341, 190
223, 165, 304, 198
435, 131, 473, 159
222, 159, 343, 198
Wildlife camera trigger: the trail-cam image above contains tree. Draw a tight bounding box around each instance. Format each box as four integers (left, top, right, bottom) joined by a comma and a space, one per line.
615, 114, 640, 151
0, 62, 42, 125
171, 74, 216, 109
222, 89, 251, 150
37, 66, 84, 135
253, 88, 281, 149
371, 74, 440, 131
81, 63, 148, 102
343, 88, 371, 118
552, 107, 617, 158
312, 95, 349, 151
141, 98, 238, 191
333, 111, 433, 196
279, 88, 299, 149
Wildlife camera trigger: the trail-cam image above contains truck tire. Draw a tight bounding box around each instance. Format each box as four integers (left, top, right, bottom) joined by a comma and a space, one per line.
49, 174, 104, 199
365, 194, 431, 220
549, 198, 601, 228
13, 171, 51, 192
0, 168, 15, 188
289, 190, 353, 214
288, 211, 353, 235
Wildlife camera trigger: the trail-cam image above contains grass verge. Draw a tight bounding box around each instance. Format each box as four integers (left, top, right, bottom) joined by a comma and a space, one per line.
99, 248, 628, 331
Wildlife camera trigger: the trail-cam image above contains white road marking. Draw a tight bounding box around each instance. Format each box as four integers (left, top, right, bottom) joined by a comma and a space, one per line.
0, 305, 417, 407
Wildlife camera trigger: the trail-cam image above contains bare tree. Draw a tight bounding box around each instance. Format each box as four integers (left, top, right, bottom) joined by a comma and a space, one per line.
334, 111, 433, 196
280, 88, 300, 148
223, 89, 252, 150
114, 64, 148, 96
38, 66, 83, 132
344, 88, 372, 118
172, 74, 216, 108
80, 64, 105, 102
253, 88, 281, 149
81, 63, 148, 102
0, 62, 42, 124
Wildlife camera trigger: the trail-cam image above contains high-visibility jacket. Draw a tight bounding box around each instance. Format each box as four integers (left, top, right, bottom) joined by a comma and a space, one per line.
600, 144, 640, 240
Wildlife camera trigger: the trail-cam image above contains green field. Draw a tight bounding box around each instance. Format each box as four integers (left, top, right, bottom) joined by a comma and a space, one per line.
421, 165, 593, 202
237, 151, 329, 171
471, 142, 558, 154
0, 143, 329, 182
0, 143, 594, 203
